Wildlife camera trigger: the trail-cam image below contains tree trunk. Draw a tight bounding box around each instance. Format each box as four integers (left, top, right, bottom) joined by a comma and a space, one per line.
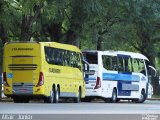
42, 22, 63, 42
0, 0, 8, 45
20, 15, 32, 41
0, 24, 8, 45
20, 4, 42, 41
96, 36, 103, 50
66, 30, 80, 47
152, 76, 160, 95
64, 0, 86, 47
136, 31, 160, 95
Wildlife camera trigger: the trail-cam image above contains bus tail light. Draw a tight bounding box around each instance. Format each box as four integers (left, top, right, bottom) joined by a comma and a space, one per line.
36, 72, 44, 87
3, 72, 9, 87
94, 77, 101, 89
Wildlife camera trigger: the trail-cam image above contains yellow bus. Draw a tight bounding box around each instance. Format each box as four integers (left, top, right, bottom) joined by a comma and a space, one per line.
3, 42, 85, 103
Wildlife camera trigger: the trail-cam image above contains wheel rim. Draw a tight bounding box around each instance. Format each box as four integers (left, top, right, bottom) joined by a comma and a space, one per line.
56, 88, 59, 103
78, 89, 81, 102
140, 94, 144, 100
139, 91, 145, 102
112, 89, 117, 102
75, 89, 81, 103
113, 92, 116, 101
50, 91, 54, 103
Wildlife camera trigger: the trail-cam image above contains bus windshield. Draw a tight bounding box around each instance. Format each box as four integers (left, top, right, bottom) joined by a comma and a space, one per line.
83, 52, 98, 64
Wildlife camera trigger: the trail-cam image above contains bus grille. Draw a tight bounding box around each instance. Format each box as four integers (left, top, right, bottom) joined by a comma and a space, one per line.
8, 64, 37, 70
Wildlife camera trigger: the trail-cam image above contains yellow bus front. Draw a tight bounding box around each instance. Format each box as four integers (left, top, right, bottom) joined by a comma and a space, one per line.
3, 42, 44, 101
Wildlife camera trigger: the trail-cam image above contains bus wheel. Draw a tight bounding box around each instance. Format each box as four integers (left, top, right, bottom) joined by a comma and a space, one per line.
74, 88, 81, 103
54, 86, 60, 103
132, 90, 146, 103
116, 98, 120, 103
81, 97, 92, 102
137, 90, 146, 103
44, 86, 55, 103
104, 98, 111, 103
13, 97, 22, 103
111, 89, 117, 103
22, 98, 30, 103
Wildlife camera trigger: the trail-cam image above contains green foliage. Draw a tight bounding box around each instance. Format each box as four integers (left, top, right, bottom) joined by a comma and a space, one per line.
0, 0, 160, 94
0, 0, 160, 64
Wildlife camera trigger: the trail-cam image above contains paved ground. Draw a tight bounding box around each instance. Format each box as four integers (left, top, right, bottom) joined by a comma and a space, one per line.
0, 100, 160, 120
0, 100, 160, 114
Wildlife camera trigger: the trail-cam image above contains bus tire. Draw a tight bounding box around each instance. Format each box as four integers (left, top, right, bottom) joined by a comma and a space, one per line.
139, 90, 146, 103
135, 90, 146, 103
44, 86, 55, 103
116, 98, 120, 103
132, 90, 146, 103
22, 98, 30, 103
74, 88, 81, 103
13, 98, 22, 103
111, 88, 117, 103
81, 97, 92, 102
104, 98, 111, 103
53, 86, 60, 103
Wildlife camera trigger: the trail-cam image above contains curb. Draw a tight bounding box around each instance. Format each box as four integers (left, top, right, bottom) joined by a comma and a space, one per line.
0, 97, 13, 102
147, 98, 160, 101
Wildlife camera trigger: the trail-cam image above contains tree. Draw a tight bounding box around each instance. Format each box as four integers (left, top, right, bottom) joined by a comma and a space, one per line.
0, 0, 8, 45
114, 0, 160, 95
19, 0, 43, 41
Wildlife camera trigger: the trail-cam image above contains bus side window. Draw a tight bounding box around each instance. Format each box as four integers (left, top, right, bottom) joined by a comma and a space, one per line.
44, 47, 52, 64
76, 53, 82, 71
102, 55, 118, 71
44, 47, 50, 62
139, 59, 146, 75
65, 50, 70, 66
124, 57, 133, 73
102, 55, 110, 70
53, 48, 59, 65
128, 58, 133, 72
132, 58, 146, 75
70, 52, 77, 67
111, 56, 118, 71
132, 58, 139, 73
117, 56, 124, 72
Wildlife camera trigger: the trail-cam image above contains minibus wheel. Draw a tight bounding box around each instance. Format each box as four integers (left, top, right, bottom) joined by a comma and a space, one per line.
132, 90, 146, 103
111, 88, 117, 103
104, 98, 111, 103
138, 90, 146, 103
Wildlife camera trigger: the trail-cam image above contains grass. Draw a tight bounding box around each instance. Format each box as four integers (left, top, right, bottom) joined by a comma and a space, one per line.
152, 95, 160, 98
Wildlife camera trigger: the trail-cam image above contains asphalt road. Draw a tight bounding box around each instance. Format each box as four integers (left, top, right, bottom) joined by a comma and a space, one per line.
0, 100, 160, 120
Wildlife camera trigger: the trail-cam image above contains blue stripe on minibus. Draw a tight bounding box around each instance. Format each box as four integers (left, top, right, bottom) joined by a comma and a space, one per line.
103, 73, 140, 82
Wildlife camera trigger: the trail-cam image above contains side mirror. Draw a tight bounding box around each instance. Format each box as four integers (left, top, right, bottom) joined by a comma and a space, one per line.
148, 65, 156, 77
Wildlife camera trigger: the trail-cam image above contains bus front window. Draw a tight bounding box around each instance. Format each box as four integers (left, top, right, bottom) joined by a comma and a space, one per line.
83, 52, 98, 64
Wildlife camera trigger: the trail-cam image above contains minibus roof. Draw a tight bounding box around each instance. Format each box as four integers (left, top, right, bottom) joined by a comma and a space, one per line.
83, 50, 149, 61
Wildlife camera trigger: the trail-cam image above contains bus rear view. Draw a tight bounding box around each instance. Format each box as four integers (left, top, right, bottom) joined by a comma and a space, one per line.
3, 42, 41, 103
83, 51, 101, 100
